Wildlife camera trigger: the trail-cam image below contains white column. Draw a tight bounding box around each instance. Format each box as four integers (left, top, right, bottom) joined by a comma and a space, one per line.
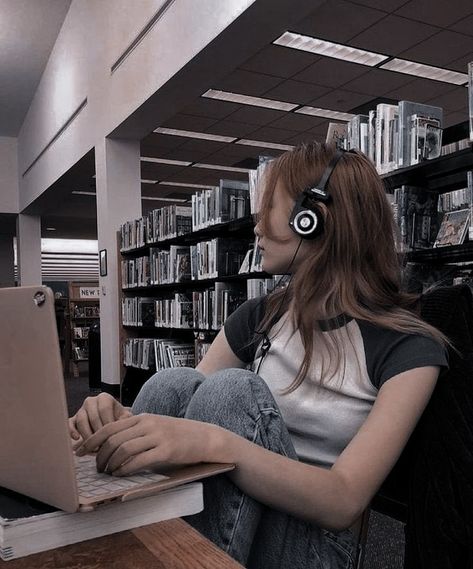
95, 137, 141, 388
16, 214, 41, 285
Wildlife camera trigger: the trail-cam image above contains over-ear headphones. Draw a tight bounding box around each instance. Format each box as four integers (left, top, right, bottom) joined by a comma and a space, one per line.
288, 149, 349, 239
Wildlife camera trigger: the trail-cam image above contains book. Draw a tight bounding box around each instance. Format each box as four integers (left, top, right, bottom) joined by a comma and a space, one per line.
433, 209, 470, 248
398, 101, 442, 168
0, 482, 203, 561
394, 186, 439, 251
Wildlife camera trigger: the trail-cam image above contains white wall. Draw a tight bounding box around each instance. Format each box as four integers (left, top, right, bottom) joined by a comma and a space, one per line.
0, 137, 19, 213
17, 0, 256, 210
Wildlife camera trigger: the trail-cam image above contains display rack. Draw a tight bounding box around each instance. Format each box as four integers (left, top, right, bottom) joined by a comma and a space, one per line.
68, 281, 100, 378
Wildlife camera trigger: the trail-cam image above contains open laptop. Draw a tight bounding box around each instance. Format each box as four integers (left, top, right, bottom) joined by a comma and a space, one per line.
0, 286, 234, 513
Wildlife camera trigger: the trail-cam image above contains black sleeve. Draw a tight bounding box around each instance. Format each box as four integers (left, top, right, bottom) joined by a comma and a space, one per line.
223, 297, 266, 363
358, 321, 449, 389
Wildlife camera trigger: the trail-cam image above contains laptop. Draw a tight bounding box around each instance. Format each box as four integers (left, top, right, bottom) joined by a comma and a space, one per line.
0, 285, 234, 513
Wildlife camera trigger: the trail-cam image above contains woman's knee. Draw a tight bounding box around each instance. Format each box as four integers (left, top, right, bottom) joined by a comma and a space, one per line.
185, 368, 275, 424
131, 367, 205, 415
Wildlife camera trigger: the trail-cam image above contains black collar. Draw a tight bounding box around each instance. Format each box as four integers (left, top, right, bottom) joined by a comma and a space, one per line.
317, 314, 353, 331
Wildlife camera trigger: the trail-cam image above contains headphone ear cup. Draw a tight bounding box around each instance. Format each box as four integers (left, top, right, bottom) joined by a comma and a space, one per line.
289, 198, 324, 239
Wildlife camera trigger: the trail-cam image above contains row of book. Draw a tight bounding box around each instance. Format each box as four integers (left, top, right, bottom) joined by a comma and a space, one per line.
120, 205, 193, 251
191, 179, 250, 231
331, 100, 444, 174
121, 237, 254, 288
71, 304, 100, 318
122, 282, 247, 331
119, 179, 254, 251
123, 337, 195, 370
392, 172, 473, 251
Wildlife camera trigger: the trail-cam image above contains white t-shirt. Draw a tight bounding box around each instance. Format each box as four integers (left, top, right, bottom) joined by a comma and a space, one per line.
224, 297, 448, 468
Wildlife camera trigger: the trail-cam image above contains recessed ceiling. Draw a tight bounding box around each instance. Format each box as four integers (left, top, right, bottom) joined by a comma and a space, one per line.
21, 0, 473, 239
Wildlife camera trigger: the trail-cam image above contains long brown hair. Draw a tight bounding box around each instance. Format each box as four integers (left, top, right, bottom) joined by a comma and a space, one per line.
256, 142, 447, 393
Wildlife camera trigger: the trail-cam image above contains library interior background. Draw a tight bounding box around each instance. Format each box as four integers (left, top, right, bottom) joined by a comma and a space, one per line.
2, 1, 473, 567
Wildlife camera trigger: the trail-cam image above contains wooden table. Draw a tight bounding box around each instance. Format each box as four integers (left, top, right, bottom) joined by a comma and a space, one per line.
0, 518, 244, 568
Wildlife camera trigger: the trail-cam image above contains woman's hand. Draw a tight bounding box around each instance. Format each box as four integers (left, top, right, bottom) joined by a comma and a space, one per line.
74, 413, 223, 476
68, 393, 132, 448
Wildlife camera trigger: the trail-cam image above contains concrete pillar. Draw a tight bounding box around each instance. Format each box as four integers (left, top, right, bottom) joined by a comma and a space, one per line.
0, 234, 15, 287
95, 137, 141, 389
16, 214, 41, 285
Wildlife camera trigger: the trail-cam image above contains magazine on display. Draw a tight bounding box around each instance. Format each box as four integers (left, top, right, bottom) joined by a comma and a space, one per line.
433, 209, 470, 248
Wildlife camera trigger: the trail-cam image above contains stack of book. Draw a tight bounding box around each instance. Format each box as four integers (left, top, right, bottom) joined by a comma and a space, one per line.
0, 483, 203, 561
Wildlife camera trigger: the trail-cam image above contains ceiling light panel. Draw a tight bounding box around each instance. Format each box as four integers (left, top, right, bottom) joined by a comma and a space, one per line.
380, 58, 468, 85
202, 89, 298, 111
295, 107, 354, 121
192, 163, 250, 173
154, 127, 236, 143
72, 191, 96, 196
140, 157, 192, 166
236, 139, 295, 151
141, 179, 158, 184
142, 196, 188, 202
159, 181, 218, 189
274, 31, 388, 67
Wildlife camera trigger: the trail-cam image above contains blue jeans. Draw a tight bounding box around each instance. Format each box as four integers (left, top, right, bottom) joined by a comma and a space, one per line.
132, 367, 356, 569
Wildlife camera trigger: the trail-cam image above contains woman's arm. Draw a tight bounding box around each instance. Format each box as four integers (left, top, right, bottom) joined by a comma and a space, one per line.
214, 365, 439, 530
77, 364, 439, 531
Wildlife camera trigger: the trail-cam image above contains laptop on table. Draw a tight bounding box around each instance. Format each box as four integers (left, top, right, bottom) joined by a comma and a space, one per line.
0, 285, 233, 513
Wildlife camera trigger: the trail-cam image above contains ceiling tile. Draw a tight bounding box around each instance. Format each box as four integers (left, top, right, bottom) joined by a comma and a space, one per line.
449, 14, 473, 37
268, 113, 326, 132
350, 15, 439, 56
192, 151, 247, 167
387, 78, 456, 102
163, 148, 214, 163
247, 125, 302, 143
262, 80, 331, 105
239, 44, 316, 78
215, 69, 283, 97
181, 98, 241, 119
293, 59, 367, 88
283, 131, 325, 145
206, 145, 263, 161
141, 134, 186, 154
446, 51, 473, 72
394, 0, 473, 27
292, 0, 386, 43
179, 138, 227, 154
343, 68, 413, 95
399, 30, 473, 67
443, 109, 469, 127
196, 171, 249, 185
162, 114, 217, 132
425, 86, 469, 112
205, 120, 259, 138
225, 106, 287, 126
308, 89, 375, 112
165, 168, 213, 184
346, 0, 410, 12
308, 120, 333, 137
140, 163, 187, 179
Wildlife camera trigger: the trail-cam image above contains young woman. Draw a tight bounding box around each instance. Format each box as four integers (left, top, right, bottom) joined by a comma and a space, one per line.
70, 142, 448, 569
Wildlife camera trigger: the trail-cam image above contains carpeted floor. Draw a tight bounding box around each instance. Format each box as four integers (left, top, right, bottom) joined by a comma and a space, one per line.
64, 374, 405, 568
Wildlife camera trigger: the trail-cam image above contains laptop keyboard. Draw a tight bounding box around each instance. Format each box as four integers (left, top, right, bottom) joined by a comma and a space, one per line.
75, 454, 168, 499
